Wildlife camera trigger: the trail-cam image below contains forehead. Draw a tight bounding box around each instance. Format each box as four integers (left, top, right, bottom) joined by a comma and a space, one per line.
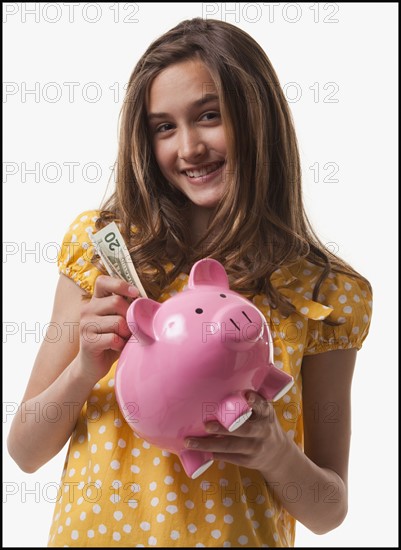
147, 59, 219, 111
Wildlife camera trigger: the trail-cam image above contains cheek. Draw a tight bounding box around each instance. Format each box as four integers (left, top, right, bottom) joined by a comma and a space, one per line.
153, 141, 175, 172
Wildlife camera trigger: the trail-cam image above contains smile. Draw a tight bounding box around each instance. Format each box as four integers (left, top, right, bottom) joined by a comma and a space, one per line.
184, 162, 224, 178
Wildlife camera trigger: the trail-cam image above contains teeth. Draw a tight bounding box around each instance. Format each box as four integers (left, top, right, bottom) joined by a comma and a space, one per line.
185, 162, 222, 178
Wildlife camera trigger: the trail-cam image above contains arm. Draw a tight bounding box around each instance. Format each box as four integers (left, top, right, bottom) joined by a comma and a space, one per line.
185, 347, 357, 535
7, 273, 138, 473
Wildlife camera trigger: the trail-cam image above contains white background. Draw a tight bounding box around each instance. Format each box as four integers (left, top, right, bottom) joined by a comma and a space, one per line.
3, 2, 398, 547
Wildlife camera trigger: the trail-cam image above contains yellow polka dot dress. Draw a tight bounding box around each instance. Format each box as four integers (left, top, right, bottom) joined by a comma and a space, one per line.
48, 210, 373, 547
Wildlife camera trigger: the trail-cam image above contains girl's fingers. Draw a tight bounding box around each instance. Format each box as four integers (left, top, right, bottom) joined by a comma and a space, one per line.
93, 275, 139, 299
81, 315, 132, 340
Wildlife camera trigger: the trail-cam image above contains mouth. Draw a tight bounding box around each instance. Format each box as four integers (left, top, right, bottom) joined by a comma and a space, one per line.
182, 161, 225, 179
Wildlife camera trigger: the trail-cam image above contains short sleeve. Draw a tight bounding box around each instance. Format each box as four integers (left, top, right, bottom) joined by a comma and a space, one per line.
57, 210, 103, 295
304, 272, 373, 355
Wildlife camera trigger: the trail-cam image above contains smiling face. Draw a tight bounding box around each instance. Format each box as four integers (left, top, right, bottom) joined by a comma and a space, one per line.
147, 59, 228, 212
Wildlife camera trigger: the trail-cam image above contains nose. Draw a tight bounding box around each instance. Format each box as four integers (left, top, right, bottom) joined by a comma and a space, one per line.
218, 304, 265, 348
178, 127, 207, 161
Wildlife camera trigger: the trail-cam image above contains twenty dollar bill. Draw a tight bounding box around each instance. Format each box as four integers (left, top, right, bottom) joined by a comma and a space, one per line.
91, 221, 147, 297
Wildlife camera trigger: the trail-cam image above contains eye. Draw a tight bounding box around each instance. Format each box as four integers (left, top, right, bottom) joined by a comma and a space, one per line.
200, 111, 220, 121
195, 308, 203, 314
155, 123, 174, 133
220, 294, 227, 298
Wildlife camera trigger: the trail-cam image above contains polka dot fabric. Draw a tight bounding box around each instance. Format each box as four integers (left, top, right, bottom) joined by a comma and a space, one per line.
48, 211, 372, 547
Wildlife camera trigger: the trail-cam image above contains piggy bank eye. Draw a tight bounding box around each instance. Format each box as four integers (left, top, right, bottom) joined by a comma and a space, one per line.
220, 294, 227, 298
195, 308, 203, 314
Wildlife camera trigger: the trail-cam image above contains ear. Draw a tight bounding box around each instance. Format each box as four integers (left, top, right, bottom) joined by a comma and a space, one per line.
188, 258, 229, 289
126, 298, 161, 341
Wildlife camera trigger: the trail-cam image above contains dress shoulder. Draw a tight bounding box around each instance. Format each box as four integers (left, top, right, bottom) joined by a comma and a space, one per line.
303, 268, 373, 355
57, 210, 103, 295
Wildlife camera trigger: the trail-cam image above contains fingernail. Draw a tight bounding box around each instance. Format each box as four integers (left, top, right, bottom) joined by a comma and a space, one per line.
247, 392, 256, 404
185, 439, 198, 448
128, 285, 139, 296
206, 422, 219, 433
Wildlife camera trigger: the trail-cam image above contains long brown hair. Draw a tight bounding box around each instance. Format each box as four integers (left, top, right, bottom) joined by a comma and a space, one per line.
96, 17, 371, 318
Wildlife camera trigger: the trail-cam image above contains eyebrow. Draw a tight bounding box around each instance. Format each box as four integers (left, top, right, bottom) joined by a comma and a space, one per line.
147, 93, 220, 121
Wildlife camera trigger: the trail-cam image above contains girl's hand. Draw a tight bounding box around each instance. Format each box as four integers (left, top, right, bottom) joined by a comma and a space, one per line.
185, 392, 288, 474
78, 275, 139, 383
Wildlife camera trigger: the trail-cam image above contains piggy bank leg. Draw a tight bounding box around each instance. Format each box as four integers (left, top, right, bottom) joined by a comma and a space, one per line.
214, 394, 253, 432
259, 367, 294, 402
179, 450, 214, 479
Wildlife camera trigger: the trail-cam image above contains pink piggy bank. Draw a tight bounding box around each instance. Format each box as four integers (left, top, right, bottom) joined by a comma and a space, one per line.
115, 258, 294, 479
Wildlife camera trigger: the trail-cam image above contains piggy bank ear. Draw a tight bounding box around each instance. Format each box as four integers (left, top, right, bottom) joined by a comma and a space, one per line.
188, 258, 229, 289
127, 298, 161, 341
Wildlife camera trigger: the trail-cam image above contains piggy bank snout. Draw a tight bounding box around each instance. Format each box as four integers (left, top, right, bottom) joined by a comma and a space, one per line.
217, 303, 264, 345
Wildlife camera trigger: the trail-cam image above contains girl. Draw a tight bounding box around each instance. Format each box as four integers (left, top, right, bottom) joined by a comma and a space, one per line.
8, 17, 372, 547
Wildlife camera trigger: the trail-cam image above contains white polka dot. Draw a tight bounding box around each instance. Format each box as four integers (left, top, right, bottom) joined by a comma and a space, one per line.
153, 457, 160, 466
65, 517, 71, 526
98, 524, 107, 534
110, 493, 120, 504
170, 530, 180, 540
338, 295, 347, 304
286, 429, 295, 439
286, 346, 294, 355
352, 326, 360, 334
87, 530, 94, 538
108, 378, 115, 387
131, 448, 140, 457
275, 361, 283, 369
180, 484, 189, 493
114, 511, 123, 521
93, 504, 101, 514
142, 441, 151, 449
224, 514, 234, 524
73, 451, 80, 459
167, 492, 177, 502
164, 476, 174, 485
300, 306, 309, 315
57, 526, 63, 534
118, 438, 126, 448
187, 523, 197, 533
98, 425, 106, 434
363, 314, 369, 323
148, 537, 157, 546
111, 460, 120, 470
245, 508, 254, 519
265, 508, 274, 518
130, 465, 140, 474
238, 535, 248, 545
206, 514, 216, 523
222, 497, 233, 507
166, 505, 178, 514
273, 532, 279, 541
123, 524, 132, 533
65, 503, 72, 513
173, 462, 182, 472
211, 530, 222, 539
149, 482, 157, 491
93, 464, 100, 473
79, 512, 86, 521
253, 520, 260, 529
185, 500, 195, 509
343, 306, 353, 314
114, 418, 122, 427
140, 522, 150, 531
151, 497, 159, 507
90, 444, 97, 454
344, 282, 352, 291
156, 513, 165, 522
161, 450, 171, 456
303, 269, 312, 275
205, 499, 214, 509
